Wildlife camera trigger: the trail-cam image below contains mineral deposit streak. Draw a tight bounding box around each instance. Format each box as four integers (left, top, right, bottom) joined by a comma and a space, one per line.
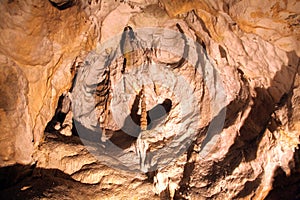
137, 85, 150, 172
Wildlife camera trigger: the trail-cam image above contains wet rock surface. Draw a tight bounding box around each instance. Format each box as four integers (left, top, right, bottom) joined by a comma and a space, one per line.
0, 0, 299, 199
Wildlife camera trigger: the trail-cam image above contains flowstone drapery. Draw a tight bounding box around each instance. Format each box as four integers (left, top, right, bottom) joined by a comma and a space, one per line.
72, 27, 226, 172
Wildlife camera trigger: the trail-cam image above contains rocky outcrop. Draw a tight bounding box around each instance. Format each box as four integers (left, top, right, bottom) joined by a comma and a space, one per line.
0, 0, 299, 199
0, 0, 94, 165
0, 58, 32, 165
160, 0, 300, 56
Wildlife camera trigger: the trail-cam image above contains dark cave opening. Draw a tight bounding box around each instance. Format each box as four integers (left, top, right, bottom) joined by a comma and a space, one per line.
48, 0, 76, 10
266, 147, 300, 200
45, 92, 71, 134
108, 96, 172, 150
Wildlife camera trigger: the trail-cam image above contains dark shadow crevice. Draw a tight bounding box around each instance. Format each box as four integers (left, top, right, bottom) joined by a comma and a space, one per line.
0, 164, 88, 200
266, 147, 300, 200
234, 175, 262, 198
45, 92, 71, 133
49, 0, 76, 10
174, 143, 196, 200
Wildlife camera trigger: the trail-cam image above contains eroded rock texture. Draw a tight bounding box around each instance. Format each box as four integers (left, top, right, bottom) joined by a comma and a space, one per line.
0, 0, 94, 165
0, 0, 299, 199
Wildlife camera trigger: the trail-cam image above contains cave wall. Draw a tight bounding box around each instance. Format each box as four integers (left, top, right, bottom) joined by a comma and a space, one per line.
0, 0, 299, 199
0, 0, 94, 165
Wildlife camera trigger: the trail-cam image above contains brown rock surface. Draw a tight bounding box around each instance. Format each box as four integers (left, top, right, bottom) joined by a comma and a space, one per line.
0, 0, 299, 199
0, 0, 93, 165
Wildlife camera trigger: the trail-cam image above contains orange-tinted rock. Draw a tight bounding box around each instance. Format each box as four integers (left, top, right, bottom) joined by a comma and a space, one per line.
0, 0, 94, 165
0, 0, 299, 199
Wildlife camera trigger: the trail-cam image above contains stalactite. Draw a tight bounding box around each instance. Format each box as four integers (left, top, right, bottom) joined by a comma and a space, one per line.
140, 85, 147, 131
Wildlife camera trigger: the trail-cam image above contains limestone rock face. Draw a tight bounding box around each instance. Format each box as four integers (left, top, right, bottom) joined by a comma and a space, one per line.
0, 0, 299, 199
0, 0, 93, 165
160, 0, 300, 56
0, 57, 32, 165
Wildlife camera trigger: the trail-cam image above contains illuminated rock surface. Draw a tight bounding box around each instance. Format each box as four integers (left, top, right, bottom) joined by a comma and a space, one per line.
0, 0, 299, 199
